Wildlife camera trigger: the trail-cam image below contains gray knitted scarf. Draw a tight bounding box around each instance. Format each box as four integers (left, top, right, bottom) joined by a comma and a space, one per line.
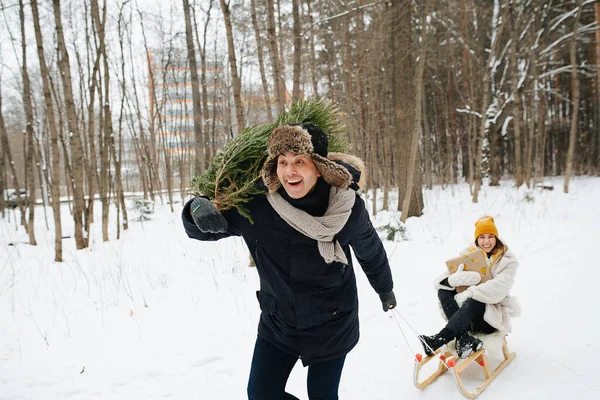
267, 187, 356, 264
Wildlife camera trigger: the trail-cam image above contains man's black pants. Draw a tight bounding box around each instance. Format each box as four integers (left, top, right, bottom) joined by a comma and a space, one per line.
247, 335, 346, 400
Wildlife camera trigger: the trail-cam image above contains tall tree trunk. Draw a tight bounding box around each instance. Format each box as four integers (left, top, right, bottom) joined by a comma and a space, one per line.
219, 0, 245, 132
90, 0, 110, 242
509, 1, 523, 187
192, 1, 214, 164
53, 0, 87, 248
0, 109, 4, 216
392, 0, 423, 216
595, 2, 600, 173
526, 48, 537, 188
31, 0, 63, 262
116, 2, 129, 233
400, 0, 429, 223
276, 0, 288, 101
183, 0, 206, 175
423, 90, 432, 189
250, 0, 273, 121
291, 0, 302, 103
305, 0, 319, 99
473, 0, 506, 203
266, 0, 285, 114
564, 0, 583, 193
19, 0, 37, 245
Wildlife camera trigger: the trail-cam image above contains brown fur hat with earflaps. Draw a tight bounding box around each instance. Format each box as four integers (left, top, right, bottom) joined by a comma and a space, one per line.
261, 124, 363, 193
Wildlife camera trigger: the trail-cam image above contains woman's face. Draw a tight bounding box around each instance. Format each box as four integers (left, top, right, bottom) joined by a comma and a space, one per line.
276, 152, 321, 199
477, 234, 497, 254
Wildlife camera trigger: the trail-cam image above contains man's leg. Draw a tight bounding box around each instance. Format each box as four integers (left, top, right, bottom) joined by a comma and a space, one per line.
306, 355, 346, 400
247, 335, 298, 400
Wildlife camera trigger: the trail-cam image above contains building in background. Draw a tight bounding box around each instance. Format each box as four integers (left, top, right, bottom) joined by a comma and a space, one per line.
147, 48, 228, 158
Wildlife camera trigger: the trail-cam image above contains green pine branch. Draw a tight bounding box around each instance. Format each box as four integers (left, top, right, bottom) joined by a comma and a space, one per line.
188, 99, 349, 221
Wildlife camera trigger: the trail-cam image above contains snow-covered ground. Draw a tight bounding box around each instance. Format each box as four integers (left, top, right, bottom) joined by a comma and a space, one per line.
1, 176, 598, 399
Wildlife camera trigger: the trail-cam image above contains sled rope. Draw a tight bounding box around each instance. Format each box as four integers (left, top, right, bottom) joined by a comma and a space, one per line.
391, 309, 453, 372
390, 309, 417, 354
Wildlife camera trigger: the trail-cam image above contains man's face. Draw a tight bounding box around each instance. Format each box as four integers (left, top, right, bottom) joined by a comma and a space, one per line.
276, 152, 321, 199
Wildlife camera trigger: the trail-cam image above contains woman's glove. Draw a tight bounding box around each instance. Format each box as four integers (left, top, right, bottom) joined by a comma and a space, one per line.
190, 197, 227, 233
379, 291, 397, 312
448, 263, 481, 287
454, 288, 473, 307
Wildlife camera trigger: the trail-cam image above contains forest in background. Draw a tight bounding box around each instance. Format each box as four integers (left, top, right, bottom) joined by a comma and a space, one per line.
0, 0, 598, 261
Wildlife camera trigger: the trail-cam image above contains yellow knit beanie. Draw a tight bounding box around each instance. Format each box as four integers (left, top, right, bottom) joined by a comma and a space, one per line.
474, 216, 499, 239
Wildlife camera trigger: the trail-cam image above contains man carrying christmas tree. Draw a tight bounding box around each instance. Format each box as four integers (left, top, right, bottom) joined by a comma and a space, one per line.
182, 123, 396, 400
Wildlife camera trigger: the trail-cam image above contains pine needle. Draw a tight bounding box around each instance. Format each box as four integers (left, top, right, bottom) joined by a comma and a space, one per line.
189, 99, 349, 221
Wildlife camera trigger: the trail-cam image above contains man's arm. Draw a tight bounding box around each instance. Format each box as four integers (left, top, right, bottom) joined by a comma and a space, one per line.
181, 197, 243, 241
349, 196, 394, 296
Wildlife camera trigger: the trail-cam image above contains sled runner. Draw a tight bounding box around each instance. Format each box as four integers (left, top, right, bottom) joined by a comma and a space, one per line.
413, 335, 515, 399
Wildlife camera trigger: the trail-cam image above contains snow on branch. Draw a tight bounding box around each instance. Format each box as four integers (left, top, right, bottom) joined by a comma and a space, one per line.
539, 22, 597, 57
548, 0, 594, 33
538, 65, 572, 79
302, 0, 386, 35
549, 6, 579, 32
456, 108, 482, 118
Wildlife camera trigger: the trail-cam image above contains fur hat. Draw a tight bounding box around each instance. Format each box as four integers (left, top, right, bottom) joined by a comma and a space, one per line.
474, 216, 499, 239
261, 124, 354, 193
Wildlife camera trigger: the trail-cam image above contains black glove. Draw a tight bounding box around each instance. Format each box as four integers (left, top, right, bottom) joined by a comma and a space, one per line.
190, 197, 228, 233
379, 291, 397, 312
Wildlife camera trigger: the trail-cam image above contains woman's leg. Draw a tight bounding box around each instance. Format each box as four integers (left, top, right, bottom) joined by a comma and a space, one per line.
438, 288, 459, 320
306, 355, 346, 400
247, 335, 298, 400
470, 309, 497, 334
445, 298, 486, 337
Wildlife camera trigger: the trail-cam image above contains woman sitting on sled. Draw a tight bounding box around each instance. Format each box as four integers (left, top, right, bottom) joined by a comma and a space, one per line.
419, 216, 520, 359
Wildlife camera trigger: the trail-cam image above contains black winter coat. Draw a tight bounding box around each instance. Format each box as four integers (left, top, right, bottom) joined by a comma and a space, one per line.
182, 180, 393, 366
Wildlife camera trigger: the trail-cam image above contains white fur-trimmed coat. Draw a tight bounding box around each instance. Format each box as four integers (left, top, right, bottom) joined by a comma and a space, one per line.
435, 246, 520, 333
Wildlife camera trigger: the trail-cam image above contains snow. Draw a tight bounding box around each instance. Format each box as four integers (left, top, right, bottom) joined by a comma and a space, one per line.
1, 176, 599, 399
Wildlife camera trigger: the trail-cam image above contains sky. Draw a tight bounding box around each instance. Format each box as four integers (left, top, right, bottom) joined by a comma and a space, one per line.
1, 175, 599, 399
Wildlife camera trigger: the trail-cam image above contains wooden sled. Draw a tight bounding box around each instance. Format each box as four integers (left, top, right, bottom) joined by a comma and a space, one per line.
414, 337, 516, 399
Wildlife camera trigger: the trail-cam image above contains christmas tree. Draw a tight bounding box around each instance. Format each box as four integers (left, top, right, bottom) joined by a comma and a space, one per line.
189, 99, 349, 221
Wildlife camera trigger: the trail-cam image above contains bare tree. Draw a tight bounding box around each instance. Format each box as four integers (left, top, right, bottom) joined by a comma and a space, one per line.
52, 0, 87, 248
291, 0, 302, 103
564, 0, 584, 193
19, 0, 37, 245
509, 0, 524, 188
266, 0, 285, 114
472, 0, 507, 203
183, 0, 205, 175
219, 0, 245, 131
192, 0, 214, 164
250, 0, 273, 121
400, 0, 430, 223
